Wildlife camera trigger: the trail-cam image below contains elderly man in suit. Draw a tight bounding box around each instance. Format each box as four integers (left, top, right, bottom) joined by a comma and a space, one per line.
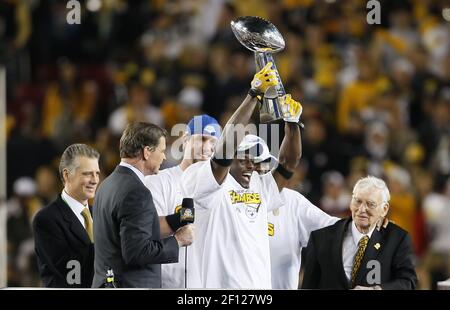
92, 122, 194, 288
33, 143, 100, 287
302, 175, 417, 290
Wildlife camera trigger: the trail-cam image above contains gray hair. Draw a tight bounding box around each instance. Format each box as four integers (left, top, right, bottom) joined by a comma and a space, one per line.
353, 175, 390, 204
59, 144, 100, 183
119, 122, 167, 158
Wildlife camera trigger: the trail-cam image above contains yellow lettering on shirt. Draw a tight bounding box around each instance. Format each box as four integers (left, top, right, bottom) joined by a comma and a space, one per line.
228, 191, 261, 204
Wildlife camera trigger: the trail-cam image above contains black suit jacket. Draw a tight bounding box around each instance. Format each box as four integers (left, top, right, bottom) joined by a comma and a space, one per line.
33, 195, 94, 287
92, 165, 179, 288
302, 218, 417, 290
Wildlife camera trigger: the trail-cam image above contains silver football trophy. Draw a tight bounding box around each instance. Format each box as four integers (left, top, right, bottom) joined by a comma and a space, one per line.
231, 16, 286, 123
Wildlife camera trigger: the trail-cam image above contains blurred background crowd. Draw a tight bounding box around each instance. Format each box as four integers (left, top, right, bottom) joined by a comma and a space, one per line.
1, 0, 449, 288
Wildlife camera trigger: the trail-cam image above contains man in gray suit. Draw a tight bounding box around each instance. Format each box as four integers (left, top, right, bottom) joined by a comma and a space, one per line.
93, 122, 194, 288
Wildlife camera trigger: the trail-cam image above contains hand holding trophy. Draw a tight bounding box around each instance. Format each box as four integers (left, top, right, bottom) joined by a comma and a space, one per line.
280, 94, 303, 123
232, 16, 294, 124
250, 62, 279, 96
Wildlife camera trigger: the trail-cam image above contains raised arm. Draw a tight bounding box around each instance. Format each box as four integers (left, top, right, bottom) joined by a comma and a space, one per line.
211, 62, 278, 184
272, 94, 303, 190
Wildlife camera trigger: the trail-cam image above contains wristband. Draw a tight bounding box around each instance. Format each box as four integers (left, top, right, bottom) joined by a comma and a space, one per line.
275, 163, 294, 180
248, 88, 262, 98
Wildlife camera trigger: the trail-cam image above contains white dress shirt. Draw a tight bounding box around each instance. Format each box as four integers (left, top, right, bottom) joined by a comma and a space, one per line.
119, 161, 145, 184
61, 190, 88, 229
342, 221, 376, 282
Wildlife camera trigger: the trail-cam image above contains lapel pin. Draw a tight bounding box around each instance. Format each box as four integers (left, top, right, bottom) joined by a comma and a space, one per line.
374, 243, 381, 250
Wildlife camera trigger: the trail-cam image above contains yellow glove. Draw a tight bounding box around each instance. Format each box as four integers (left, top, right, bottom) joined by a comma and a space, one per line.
250, 62, 279, 95
280, 94, 303, 123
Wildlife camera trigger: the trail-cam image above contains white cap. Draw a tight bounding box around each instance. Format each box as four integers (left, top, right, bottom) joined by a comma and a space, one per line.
178, 86, 203, 108
237, 134, 277, 163
13, 177, 37, 197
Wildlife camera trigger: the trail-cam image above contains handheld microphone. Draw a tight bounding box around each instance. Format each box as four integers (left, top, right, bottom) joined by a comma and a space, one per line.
180, 198, 195, 225
179, 198, 194, 289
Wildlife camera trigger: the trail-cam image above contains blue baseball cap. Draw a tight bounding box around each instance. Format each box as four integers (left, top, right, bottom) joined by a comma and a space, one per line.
186, 115, 221, 138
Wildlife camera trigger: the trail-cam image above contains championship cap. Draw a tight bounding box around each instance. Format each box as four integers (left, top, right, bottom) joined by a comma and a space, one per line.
237, 134, 277, 163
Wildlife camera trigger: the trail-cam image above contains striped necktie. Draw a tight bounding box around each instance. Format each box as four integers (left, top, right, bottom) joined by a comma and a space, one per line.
351, 235, 369, 287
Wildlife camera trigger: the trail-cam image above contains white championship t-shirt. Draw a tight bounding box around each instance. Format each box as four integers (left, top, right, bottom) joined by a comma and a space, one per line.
268, 188, 339, 289
144, 165, 188, 288
181, 160, 283, 288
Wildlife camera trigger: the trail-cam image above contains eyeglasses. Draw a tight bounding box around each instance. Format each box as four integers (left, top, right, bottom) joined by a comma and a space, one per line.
351, 195, 382, 210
